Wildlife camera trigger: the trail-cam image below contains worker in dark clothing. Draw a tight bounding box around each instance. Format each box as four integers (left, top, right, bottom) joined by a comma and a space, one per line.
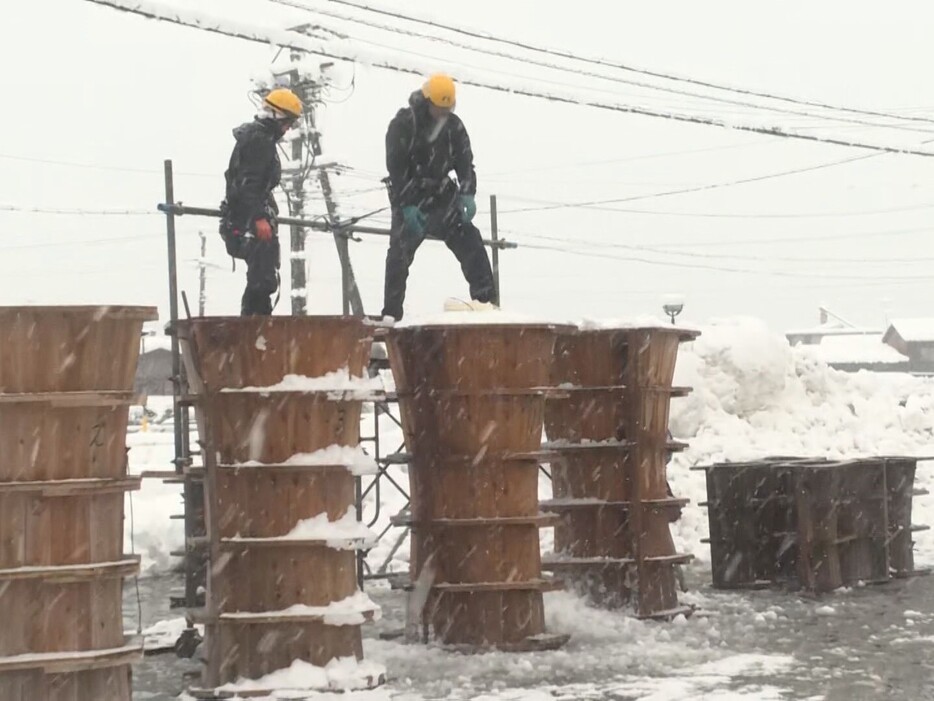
220, 88, 303, 316
382, 74, 496, 321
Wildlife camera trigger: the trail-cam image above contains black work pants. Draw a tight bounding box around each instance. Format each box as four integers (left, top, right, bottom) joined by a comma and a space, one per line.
381, 201, 495, 320
240, 236, 280, 316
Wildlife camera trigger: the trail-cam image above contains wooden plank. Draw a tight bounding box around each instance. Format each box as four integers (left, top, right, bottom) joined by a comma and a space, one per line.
541, 498, 689, 511
431, 579, 563, 593
543, 556, 636, 567
218, 537, 372, 549
0, 392, 136, 407
0, 557, 140, 582
0, 640, 142, 674
394, 514, 560, 528
0, 477, 141, 496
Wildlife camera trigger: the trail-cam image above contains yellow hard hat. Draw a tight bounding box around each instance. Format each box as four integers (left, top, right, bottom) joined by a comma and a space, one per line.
264, 88, 303, 119
422, 74, 456, 108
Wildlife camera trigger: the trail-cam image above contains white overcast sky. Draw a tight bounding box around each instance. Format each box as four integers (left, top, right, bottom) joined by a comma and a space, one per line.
1, 0, 933, 330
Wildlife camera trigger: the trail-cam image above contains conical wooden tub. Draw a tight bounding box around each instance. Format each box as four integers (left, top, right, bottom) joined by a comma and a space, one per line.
0, 305, 155, 701
387, 322, 570, 650
543, 326, 697, 617
177, 316, 385, 694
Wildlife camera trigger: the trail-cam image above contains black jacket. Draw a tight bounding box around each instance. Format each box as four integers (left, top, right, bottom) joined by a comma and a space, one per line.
223, 118, 282, 231
385, 91, 477, 209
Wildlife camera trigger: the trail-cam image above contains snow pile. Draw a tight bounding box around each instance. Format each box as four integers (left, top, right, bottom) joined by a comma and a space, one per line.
223, 590, 381, 626
670, 316, 934, 460
216, 656, 386, 694
666, 316, 934, 565
281, 506, 378, 549
577, 315, 699, 334
228, 445, 378, 476
223, 369, 383, 394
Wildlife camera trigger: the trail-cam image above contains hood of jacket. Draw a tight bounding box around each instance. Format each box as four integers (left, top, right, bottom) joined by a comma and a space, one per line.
232, 117, 281, 143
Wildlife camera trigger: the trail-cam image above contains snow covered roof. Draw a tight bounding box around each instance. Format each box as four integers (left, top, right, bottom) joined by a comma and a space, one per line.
804, 334, 909, 365
785, 323, 879, 339
886, 318, 934, 343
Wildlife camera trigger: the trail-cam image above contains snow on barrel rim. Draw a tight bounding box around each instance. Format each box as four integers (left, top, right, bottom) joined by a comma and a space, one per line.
393, 308, 573, 329
394, 310, 700, 335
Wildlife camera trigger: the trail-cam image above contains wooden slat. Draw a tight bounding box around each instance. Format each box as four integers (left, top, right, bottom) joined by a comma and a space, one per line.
0, 391, 136, 407
543, 556, 636, 567
0, 477, 141, 496
217, 537, 373, 549
0, 556, 140, 582
0, 639, 142, 673
215, 609, 378, 625
541, 498, 689, 511
392, 514, 560, 528
432, 578, 564, 593
214, 462, 357, 472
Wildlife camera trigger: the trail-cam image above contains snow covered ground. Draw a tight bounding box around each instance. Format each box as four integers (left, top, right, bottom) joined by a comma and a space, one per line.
127, 316, 934, 699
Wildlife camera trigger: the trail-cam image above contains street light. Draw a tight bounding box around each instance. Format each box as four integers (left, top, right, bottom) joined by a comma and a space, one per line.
663, 298, 684, 325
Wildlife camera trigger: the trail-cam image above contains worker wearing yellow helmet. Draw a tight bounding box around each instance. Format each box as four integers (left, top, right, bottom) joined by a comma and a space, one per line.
219, 87, 303, 315
381, 73, 495, 321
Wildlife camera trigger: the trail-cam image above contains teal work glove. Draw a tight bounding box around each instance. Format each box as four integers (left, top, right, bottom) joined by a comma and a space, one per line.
402, 205, 427, 235
459, 194, 477, 222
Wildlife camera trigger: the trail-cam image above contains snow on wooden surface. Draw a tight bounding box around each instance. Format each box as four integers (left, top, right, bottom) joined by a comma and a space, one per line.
216, 656, 386, 693
220, 369, 383, 394
227, 445, 378, 476
227, 507, 377, 549
221, 590, 381, 626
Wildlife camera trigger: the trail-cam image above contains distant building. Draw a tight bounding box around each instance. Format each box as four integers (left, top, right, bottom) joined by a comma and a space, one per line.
785, 307, 911, 373
801, 333, 910, 373
135, 333, 173, 396
785, 307, 879, 347
786, 325, 879, 347
883, 319, 934, 373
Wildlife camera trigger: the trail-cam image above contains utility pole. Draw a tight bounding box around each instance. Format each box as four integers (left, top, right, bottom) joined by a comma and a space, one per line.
286, 64, 308, 315
305, 61, 363, 316
271, 52, 364, 317
198, 231, 207, 316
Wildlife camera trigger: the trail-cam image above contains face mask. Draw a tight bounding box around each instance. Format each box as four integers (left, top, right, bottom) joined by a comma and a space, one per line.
427, 115, 448, 143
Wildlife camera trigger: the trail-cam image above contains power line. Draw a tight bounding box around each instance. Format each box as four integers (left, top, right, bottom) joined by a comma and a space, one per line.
498, 195, 934, 220
483, 140, 763, 177
508, 227, 934, 262
279, 0, 934, 136
0, 233, 161, 250
81, 0, 934, 158
504, 222, 931, 249
0, 152, 216, 178
516, 238, 933, 281
0, 204, 155, 216
498, 152, 879, 214
331, 0, 934, 128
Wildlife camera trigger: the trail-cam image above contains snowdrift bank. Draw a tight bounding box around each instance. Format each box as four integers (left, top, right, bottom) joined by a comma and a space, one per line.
666, 317, 934, 565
